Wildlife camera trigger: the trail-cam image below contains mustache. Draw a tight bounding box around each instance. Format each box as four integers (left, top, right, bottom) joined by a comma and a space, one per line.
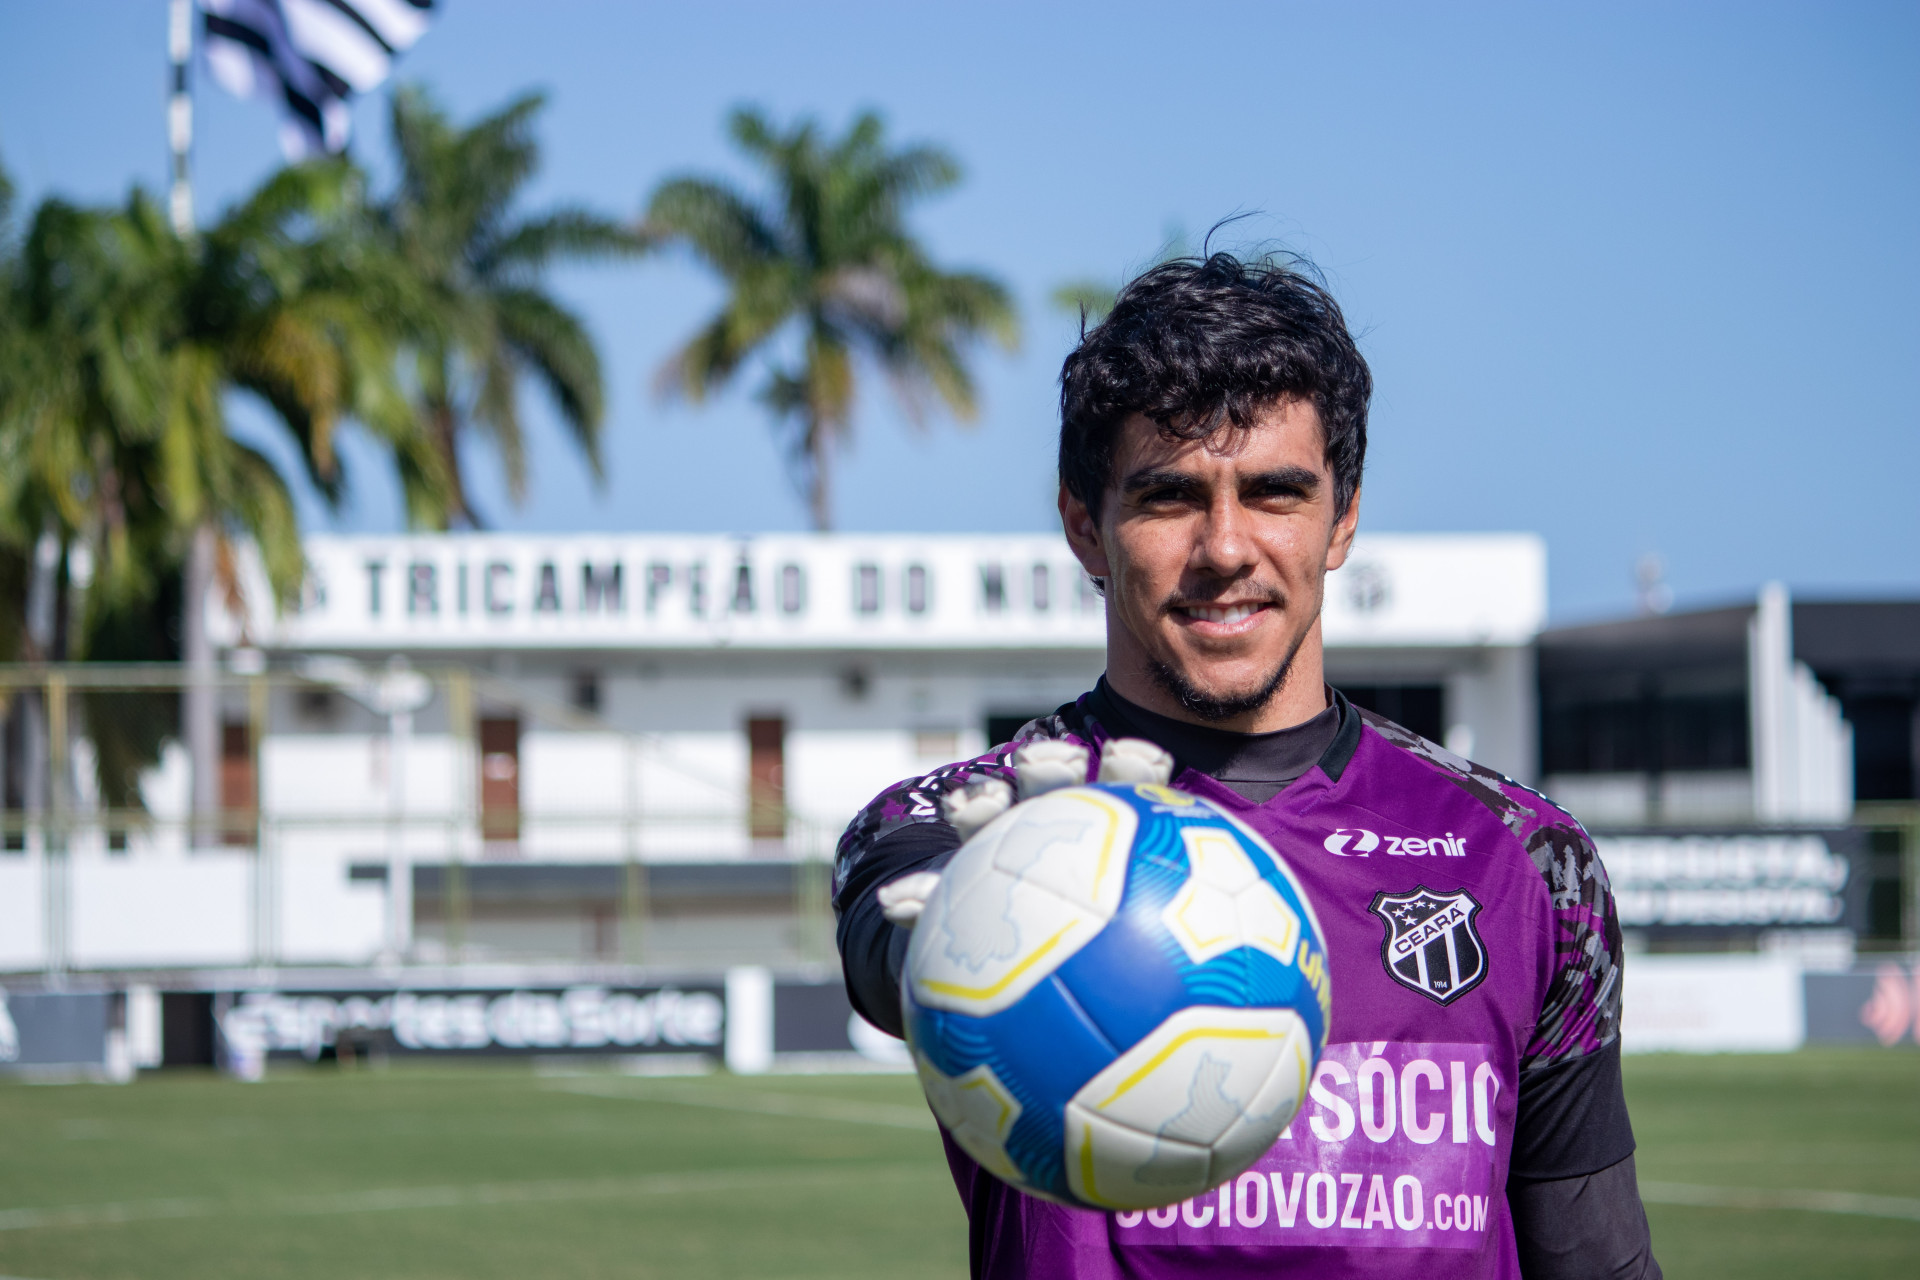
1158, 580, 1286, 611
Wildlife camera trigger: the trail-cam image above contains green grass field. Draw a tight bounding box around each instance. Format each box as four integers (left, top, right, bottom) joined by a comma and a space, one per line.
0, 1050, 1914, 1279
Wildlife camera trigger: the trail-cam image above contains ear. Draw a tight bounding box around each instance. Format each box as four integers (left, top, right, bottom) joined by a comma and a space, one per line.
1059, 485, 1111, 580
1325, 486, 1361, 572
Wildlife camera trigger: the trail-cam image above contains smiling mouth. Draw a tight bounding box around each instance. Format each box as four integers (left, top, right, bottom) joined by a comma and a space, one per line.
1174, 602, 1270, 625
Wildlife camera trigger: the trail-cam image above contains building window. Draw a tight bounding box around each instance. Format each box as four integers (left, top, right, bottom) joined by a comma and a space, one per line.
854, 564, 882, 614
1842, 695, 1918, 801
778, 563, 806, 615
296, 688, 338, 723
747, 716, 786, 841
1540, 670, 1749, 776
3, 699, 27, 851
479, 717, 520, 844
571, 672, 601, 714
980, 564, 1007, 612
986, 712, 1055, 749
220, 720, 255, 846
905, 564, 930, 614
1340, 685, 1445, 745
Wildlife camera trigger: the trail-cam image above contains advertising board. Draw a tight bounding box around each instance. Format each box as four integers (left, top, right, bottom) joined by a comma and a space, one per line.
1596, 828, 1869, 943
215, 983, 726, 1075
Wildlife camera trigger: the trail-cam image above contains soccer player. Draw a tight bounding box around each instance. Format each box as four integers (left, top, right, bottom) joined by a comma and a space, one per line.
833, 253, 1658, 1278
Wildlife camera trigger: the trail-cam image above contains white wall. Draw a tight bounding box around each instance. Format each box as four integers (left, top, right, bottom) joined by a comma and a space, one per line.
1621, 954, 1805, 1052
69, 848, 252, 968
0, 859, 43, 970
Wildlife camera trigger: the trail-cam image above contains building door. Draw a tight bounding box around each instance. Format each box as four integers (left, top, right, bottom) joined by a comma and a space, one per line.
747, 716, 786, 841
479, 717, 520, 843
220, 721, 255, 846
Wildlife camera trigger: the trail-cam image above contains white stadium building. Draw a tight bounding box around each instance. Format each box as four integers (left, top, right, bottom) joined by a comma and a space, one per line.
0, 530, 1544, 976
4, 530, 1912, 1073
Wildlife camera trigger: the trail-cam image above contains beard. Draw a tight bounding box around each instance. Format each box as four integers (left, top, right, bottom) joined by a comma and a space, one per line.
1147, 640, 1302, 724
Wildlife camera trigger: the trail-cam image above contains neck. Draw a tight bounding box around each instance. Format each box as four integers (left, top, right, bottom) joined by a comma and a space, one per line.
1105, 617, 1330, 734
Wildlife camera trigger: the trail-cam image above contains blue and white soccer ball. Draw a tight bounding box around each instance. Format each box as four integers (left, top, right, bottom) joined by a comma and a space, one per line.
902, 781, 1333, 1211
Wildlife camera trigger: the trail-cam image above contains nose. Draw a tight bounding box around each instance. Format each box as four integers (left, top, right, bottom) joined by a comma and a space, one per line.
1191, 487, 1257, 580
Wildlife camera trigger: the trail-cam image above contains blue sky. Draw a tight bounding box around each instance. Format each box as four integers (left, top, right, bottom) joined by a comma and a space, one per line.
3, 1, 1915, 622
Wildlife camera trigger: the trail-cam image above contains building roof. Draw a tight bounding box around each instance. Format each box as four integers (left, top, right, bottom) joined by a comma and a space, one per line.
1537, 604, 1752, 675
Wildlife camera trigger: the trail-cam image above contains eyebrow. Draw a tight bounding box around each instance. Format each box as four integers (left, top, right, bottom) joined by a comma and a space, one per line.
1120, 466, 1322, 495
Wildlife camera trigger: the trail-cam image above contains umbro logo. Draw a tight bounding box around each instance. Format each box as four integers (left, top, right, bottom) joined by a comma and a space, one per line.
1323, 828, 1467, 857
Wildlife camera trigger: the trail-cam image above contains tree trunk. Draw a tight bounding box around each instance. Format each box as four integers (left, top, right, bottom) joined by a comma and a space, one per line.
183, 522, 219, 848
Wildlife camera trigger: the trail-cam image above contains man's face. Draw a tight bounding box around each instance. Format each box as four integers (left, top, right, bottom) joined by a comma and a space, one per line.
1060, 399, 1359, 730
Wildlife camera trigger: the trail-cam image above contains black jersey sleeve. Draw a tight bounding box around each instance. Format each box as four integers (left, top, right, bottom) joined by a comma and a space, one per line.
1509, 1153, 1662, 1280
1508, 816, 1656, 1275
1516, 820, 1635, 1176
831, 709, 1077, 1039
833, 820, 961, 1038
1511, 1039, 1635, 1181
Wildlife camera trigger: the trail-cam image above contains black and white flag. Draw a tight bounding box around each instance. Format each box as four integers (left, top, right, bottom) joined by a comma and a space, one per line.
201, 0, 438, 159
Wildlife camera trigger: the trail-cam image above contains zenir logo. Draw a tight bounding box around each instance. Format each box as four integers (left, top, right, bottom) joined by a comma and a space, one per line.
1323, 828, 1467, 857
1323, 828, 1381, 856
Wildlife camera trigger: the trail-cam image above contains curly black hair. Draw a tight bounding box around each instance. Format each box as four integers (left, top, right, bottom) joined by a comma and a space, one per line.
1058, 252, 1370, 522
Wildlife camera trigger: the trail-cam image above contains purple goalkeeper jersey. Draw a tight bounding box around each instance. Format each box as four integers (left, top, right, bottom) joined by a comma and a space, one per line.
833, 689, 1628, 1279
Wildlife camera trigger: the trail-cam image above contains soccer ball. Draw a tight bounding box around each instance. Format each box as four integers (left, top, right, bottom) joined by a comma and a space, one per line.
902, 781, 1332, 1211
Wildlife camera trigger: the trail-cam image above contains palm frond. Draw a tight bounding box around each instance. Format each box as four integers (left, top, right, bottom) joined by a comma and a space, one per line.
225, 443, 304, 606
494, 287, 605, 476
478, 208, 650, 276
645, 178, 783, 276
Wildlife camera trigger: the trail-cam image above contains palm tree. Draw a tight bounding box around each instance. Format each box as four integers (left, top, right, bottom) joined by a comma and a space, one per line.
378, 86, 644, 528
645, 108, 1018, 530
0, 158, 423, 823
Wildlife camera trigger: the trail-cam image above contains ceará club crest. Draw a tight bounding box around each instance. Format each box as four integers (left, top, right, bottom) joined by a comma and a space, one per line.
1369, 886, 1488, 1004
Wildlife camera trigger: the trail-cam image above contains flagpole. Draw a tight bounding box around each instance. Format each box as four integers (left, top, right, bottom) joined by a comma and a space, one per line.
167, 0, 194, 235
169, 0, 218, 853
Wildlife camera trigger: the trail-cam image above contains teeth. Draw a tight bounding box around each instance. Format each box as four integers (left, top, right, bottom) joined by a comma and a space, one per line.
1187, 604, 1260, 624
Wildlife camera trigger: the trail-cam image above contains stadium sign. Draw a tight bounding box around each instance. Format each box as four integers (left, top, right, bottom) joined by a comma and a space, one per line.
216, 984, 725, 1065
222, 532, 1546, 652
1597, 831, 1866, 932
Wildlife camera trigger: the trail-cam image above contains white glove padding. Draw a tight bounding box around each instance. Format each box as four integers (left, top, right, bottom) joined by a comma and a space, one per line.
886, 776, 1019, 932
1097, 737, 1176, 785
941, 776, 1015, 842
886, 737, 1162, 932
1012, 740, 1091, 799
878, 870, 944, 927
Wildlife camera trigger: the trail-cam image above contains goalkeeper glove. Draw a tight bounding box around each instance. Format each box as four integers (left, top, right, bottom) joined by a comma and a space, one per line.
877, 737, 1174, 928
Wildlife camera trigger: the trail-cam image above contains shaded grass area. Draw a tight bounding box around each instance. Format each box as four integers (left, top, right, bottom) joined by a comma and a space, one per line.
0, 1050, 1914, 1278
